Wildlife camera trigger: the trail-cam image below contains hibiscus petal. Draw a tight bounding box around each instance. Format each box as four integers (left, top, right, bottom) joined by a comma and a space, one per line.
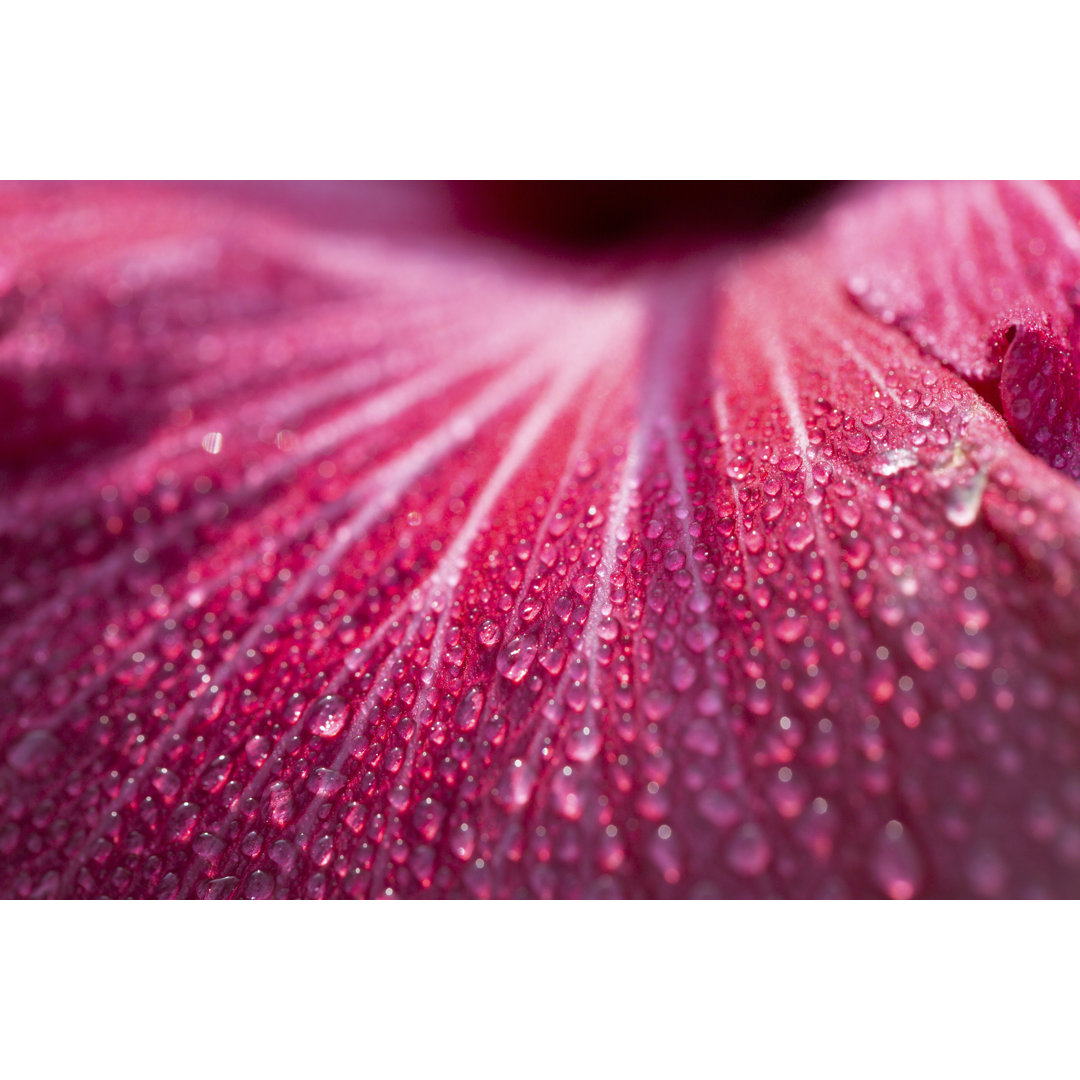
1, 182, 1078, 899
831, 180, 1080, 478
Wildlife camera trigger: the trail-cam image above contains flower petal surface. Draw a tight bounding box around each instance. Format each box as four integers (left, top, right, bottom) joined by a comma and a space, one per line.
1, 182, 1079, 899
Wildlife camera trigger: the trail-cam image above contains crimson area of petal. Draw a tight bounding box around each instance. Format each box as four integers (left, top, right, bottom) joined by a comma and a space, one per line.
1, 182, 1080, 899
998, 319, 1080, 480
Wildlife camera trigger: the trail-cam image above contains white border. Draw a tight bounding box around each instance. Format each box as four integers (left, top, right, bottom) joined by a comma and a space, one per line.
4, 2, 1080, 176
3, 902, 1075, 1079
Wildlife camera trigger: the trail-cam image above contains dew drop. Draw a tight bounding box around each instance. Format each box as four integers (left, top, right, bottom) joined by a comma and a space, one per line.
152, 767, 182, 800
5, 730, 61, 778
875, 447, 918, 476
565, 724, 602, 763
870, 820, 923, 899
193, 832, 224, 859
943, 470, 988, 528
784, 519, 815, 553
243, 870, 275, 900
245, 734, 271, 766
201, 875, 239, 900
166, 802, 200, 843
305, 694, 349, 738
266, 781, 294, 827
307, 767, 347, 796
497, 759, 536, 809
538, 643, 567, 676
450, 822, 476, 861
724, 822, 772, 877
495, 634, 538, 683
726, 456, 752, 481
698, 789, 740, 828
454, 687, 485, 731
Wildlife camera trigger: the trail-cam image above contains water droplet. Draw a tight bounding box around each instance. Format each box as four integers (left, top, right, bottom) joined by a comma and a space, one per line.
450, 821, 476, 861
725, 822, 772, 877
496, 634, 538, 683
698, 789, 740, 828
726, 456, 751, 481
550, 769, 584, 820
193, 832, 224, 859
266, 782, 294, 827
307, 767, 347, 796
497, 759, 536, 809
166, 802, 200, 843
539, 643, 566, 675
943, 470, 988, 528
243, 870, 275, 899
870, 820, 923, 899
201, 875, 239, 899
152, 768, 182, 800
685, 623, 719, 654
565, 724, 602, 763
683, 719, 720, 757
453, 687, 485, 731
245, 734, 271, 766
5, 730, 61, 778
875, 447, 918, 476
784, 519, 815, 552
305, 694, 349, 738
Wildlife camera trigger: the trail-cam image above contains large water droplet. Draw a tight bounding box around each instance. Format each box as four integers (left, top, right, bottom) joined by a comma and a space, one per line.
943, 470, 988, 528
305, 694, 349, 738
454, 687, 485, 731
495, 634, 538, 683
307, 767, 347, 796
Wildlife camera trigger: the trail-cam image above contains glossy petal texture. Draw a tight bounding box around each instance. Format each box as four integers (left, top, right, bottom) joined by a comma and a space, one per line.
2, 182, 1079, 899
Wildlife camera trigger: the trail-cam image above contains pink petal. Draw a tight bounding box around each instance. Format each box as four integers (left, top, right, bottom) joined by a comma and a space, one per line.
1, 182, 1078, 899
832, 181, 1080, 477
998, 318, 1080, 480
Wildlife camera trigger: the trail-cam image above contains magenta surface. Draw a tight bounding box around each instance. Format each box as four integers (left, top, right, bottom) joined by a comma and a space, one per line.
2, 181, 1079, 899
